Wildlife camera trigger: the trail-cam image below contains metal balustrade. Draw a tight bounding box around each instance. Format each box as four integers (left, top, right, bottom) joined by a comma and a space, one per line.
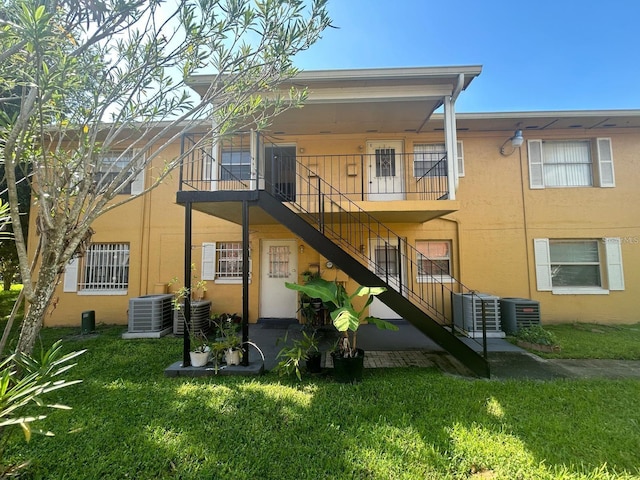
179, 133, 490, 355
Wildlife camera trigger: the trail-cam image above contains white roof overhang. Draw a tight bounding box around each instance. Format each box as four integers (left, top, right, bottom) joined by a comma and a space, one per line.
187, 66, 482, 135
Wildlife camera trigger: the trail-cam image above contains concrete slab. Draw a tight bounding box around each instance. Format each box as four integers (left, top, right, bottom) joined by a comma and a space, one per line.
164, 360, 264, 377
487, 352, 570, 380
549, 359, 640, 379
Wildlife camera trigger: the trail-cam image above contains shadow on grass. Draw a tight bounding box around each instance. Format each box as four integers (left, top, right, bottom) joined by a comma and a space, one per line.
3, 328, 640, 479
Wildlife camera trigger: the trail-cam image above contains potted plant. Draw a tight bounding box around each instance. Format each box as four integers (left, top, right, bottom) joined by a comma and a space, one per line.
298, 270, 325, 326
222, 334, 242, 365
189, 330, 210, 367
168, 267, 211, 336
275, 330, 321, 380
285, 277, 398, 383
212, 313, 243, 365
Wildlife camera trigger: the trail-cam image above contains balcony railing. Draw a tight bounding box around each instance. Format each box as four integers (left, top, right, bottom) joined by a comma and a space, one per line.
179, 134, 450, 201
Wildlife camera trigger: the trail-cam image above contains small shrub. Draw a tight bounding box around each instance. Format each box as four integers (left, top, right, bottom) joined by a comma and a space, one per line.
516, 325, 558, 346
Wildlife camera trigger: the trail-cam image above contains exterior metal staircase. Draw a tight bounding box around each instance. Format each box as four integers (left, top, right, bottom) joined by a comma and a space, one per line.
259, 158, 490, 377
178, 133, 490, 377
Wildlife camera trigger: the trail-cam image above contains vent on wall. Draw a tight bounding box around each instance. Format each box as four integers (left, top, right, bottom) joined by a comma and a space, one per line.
499, 298, 541, 335
452, 293, 504, 338
123, 294, 174, 339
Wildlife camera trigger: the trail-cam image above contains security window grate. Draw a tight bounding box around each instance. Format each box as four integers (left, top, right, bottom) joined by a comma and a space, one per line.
79, 243, 129, 291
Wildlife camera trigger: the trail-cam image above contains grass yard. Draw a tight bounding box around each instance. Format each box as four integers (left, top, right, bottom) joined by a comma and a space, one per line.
1, 325, 639, 480
542, 323, 640, 360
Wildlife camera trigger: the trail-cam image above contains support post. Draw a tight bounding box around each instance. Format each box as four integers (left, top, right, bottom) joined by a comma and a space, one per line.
241, 200, 250, 366
182, 201, 193, 367
443, 95, 458, 200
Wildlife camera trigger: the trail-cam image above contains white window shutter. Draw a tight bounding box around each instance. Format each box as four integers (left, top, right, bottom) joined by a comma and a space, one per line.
457, 141, 464, 177
63, 257, 79, 292
202, 242, 216, 280
604, 238, 624, 291
130, 149, 145, 195
527, 140, 544, 189
533, 238, 552, 291
596, 138, 615, 187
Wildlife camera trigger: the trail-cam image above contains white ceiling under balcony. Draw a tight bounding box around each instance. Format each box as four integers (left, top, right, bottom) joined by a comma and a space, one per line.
188, 66, 482, 135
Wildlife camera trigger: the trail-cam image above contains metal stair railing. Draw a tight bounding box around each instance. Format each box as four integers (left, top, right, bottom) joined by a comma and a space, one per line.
180, 132, 250, 192
267, 155, 491, 353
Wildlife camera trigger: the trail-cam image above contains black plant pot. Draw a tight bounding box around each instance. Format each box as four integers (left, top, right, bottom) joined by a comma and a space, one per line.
306, 351, 322, 374
331, 348, 365, 383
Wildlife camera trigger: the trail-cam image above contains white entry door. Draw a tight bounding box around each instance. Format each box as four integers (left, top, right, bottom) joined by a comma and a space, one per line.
367, 140, 405, 201
369, 238, 404, 320
260, 239, 298, 319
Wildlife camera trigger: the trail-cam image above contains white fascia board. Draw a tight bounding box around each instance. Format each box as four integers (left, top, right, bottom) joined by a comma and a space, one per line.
299, 85, 453, 104
453, 109, 640, 120
292, 65, 483, 82
187, 65, 483, 90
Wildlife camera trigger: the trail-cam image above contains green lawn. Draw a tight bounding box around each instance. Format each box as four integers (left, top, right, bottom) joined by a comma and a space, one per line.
542, 322, 640, 360
2, 325, 640, 480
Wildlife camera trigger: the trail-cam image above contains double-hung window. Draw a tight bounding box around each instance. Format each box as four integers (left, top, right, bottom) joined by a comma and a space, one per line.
202, 242, 251, 284
413, 142, 464, 178
416, 240, 452, 282
528, 138, 614, 188
220, 149, 251, 181
534, 238, 624, 293
64, 243, 130, 294
96, 151, 144, 195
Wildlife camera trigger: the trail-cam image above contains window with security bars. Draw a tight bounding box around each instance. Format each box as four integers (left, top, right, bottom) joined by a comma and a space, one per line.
216, 242, 244, 278
268, 245, 290, 278
374, 245, 398, 276
79, 243, 129, 291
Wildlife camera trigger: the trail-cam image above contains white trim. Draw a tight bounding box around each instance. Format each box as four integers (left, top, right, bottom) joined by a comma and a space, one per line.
130, 149, 145, 195
457, 140, 464, 177
527, 140, 544, 189
201, 242, 216, 280
417, 275, 454, 284
77, 290, 129, 296
596, 138, 615, 187
533, 238, 552, 291
551, 288, 609, 295
63, 257, 79, 293
604, 237, 625, 290
214, 278, 251, 285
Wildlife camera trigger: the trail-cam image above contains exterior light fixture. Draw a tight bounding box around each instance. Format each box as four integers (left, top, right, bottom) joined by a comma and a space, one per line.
500, 129, 524, 156
299, 244, 305, 254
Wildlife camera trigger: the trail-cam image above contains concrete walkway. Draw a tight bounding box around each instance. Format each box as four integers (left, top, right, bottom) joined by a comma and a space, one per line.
242, 320, 640, 380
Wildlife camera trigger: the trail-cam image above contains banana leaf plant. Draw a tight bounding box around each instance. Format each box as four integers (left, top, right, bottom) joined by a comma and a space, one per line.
285, 277, 398, 358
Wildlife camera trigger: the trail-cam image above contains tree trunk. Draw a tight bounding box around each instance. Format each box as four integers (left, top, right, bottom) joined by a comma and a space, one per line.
16, 258, 60, 355
3, 277, 11, 291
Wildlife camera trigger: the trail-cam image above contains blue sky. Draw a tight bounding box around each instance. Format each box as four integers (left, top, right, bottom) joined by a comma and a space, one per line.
294, 0, 640, 113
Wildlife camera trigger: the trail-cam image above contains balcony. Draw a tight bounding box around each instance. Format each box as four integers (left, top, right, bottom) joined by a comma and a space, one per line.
178, 134, 459, 225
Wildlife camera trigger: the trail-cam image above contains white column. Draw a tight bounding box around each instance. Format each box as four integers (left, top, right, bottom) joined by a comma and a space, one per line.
210, 116, 219, 191
250, 129, 258, 191
443, 96, 459, 200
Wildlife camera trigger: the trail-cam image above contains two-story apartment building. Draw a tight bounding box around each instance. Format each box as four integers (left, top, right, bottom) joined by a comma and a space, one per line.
33, 65, 640, 375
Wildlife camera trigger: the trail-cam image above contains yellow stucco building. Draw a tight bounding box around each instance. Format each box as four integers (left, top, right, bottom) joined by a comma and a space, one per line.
32, 66, 640, 373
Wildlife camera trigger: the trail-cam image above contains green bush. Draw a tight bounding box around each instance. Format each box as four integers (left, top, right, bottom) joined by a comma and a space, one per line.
516, 325, 558, 346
